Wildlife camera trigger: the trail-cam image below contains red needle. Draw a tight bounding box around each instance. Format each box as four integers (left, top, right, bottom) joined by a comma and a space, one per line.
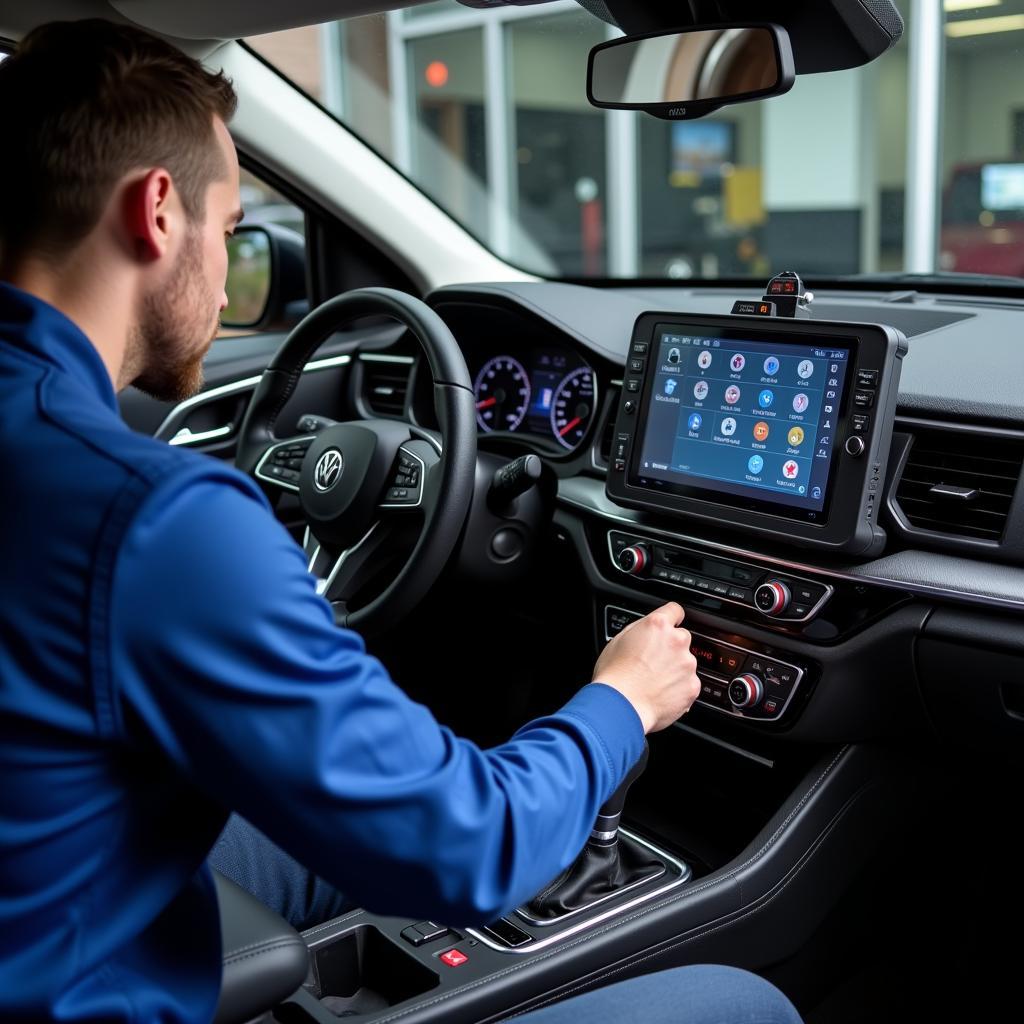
559, 416, 582, 437
477, 397, 497, 410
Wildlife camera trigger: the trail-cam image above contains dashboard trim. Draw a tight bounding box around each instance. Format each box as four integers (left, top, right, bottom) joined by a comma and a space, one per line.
154, 354, 353, 442
605, 530, 834, 623
558, 476, 1024, 614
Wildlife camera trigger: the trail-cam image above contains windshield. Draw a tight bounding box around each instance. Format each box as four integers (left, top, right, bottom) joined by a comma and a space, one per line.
247, 0, 1024, 282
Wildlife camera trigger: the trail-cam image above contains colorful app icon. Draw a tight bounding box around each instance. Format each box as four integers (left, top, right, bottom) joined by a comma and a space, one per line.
792, 393, 809, 414
668, 348, 681, 364
687, 413, 703, 431
693, 380, 709, 400
664, 378, 678, 396
758, 389, 774, 409
697, 350, 713, 369
783, 460, 800, 480
797, 359, 814, 379
753, 421, 770, 442
787, 426, 805, 446
763, 356, 780, 376
720, 417, 737, 437
748, 454, 764, 475
730, 353, 746, 372
725, 385, 741, 405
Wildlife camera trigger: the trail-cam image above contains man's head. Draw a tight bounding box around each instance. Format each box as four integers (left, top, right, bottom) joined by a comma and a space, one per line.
0, 19, 242, 401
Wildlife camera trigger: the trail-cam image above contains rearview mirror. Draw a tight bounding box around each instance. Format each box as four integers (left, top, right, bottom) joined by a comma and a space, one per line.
588, 25, 795, 121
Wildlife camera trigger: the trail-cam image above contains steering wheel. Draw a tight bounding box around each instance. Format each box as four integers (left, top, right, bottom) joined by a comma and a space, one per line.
235, 287, 477, 634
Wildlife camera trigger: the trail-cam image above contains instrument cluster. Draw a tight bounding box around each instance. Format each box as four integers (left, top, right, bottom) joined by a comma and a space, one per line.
472, 348, 598, 453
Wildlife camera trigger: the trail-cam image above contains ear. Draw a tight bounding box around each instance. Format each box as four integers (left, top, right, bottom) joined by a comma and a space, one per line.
123, 168, 175, 262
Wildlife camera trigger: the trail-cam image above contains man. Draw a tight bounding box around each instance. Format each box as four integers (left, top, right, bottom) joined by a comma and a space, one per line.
0, 18, 802, 1024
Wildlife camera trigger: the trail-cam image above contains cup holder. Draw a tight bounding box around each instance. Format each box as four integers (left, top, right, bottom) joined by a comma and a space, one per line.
311, 925, 440, 1018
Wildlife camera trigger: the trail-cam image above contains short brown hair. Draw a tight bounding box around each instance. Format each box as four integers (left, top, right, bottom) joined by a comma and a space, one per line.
0, 18, 237, 265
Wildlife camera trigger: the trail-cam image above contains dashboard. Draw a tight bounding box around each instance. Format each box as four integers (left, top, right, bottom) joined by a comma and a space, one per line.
419, 280, 1024, 749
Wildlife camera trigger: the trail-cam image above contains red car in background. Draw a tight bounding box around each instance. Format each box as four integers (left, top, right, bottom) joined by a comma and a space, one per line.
941, 161, 1024, 279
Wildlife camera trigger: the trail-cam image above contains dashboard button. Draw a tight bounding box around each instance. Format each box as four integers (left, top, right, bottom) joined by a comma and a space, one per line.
617, 545, 650, 575
754, 580, 791, 616
787, 602, 812, 618
727, 587, 751, 603
681, 574, 697, 587
624, 401, 635, 414
844, 435, 866, 457
711, 582, 730, 597
629, 358, 645, 373
728, 674, 764, 709
626, 379, 640, 393
856, 369, 879, 388
632, 342, 649, 355
483, 918, 533, 948
851, 414, 871, 434
763, 699, 779, 716
853, 390, 875, 409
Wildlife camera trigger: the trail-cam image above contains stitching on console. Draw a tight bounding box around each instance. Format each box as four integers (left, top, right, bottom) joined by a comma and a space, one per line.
302, 907, 366, 940
223, 939, 307, 967
369, 745, 850, 1024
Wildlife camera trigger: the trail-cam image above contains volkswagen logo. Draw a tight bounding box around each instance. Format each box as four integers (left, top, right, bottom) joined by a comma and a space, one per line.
313, 449, 344, 492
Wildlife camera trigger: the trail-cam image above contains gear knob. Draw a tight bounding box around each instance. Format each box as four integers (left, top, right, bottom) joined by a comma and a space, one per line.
591, 741, 648, 847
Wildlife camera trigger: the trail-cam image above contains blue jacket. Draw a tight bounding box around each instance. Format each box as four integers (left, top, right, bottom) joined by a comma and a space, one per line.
0, 282, 644, 1022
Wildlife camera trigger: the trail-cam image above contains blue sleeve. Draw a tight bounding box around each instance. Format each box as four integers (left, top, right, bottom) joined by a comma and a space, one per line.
109, 469, 645, 925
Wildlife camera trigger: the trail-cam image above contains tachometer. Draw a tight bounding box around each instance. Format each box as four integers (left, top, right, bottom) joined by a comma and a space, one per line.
550, 367, 596, 450
474, 356, 532, 433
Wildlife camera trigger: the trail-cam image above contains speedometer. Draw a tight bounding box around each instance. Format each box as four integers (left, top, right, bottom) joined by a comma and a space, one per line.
550, 367, 596, 450
474, 356, 531, 433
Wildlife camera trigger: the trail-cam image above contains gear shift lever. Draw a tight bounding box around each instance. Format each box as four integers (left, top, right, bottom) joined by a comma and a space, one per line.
521, 741, 664, 923
590, 741, 649, 848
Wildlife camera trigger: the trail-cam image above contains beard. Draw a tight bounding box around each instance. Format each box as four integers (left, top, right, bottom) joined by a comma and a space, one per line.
128, 227, 220, 404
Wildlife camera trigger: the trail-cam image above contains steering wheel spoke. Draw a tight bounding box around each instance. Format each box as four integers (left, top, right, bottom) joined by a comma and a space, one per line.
310, 521, 390, 605
254, 435, 317, 493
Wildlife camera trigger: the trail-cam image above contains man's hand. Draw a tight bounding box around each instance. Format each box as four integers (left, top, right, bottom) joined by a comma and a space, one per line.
592, 602, 701, 734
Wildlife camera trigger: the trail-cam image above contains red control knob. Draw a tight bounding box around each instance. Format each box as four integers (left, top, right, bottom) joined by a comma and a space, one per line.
754, 580, 791, 617
728, 673, 765, 709
617, 545, 650, 576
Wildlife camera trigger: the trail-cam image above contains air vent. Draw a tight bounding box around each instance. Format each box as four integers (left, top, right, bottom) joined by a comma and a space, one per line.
361, 356, 412, 418
599, 384, 622, 465
895, 426, 1024, 541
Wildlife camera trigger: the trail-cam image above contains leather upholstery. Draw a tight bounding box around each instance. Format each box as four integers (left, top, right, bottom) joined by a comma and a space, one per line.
213, 870, 309, 1024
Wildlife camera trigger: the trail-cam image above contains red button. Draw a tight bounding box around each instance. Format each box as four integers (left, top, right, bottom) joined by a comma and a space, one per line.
440, 948, 468, 967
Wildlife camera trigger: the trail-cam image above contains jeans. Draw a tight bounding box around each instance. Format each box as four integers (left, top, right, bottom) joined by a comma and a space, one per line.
209, 814, 352, 931
209, 816, 803, 1023
515, 965, 803, 1024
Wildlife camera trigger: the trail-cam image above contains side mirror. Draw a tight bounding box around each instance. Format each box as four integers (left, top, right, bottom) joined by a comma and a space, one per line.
222, 223, 308, 331
587, 24, 795, 121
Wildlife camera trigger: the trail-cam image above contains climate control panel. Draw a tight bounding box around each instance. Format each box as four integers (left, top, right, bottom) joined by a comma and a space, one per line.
604, 605, 807, 722
608, 530, 832, 623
